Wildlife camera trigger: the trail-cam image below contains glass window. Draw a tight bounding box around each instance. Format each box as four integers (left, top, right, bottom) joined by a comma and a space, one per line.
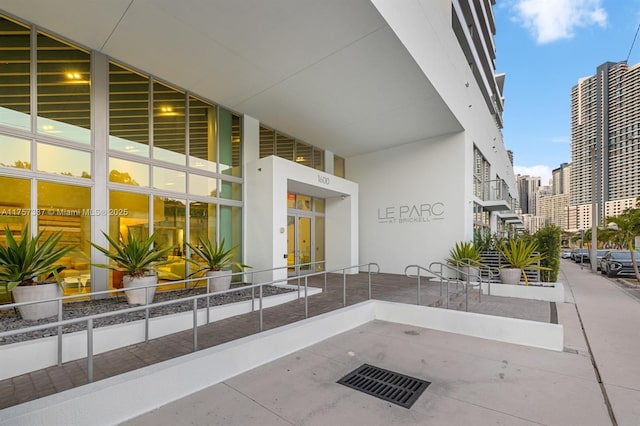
220, 181, 242, 201
313, 147, 324, 171
189, 173, 217, 197
37, 182, 91, 292
219, 205, 242, 276
153, 81, 185, 165
287, 193, 295, 209
37, 142, 91, 178
154, 196, 186, 280
259, 126, 275, 158
219, 109, 241, 177
188, 96, 216, 172
109, 157, 149, 187
37, 32, 90, 144
295, 141, 312, 168
0, 16, 30, 130
0, 134, 30, 169
315, 216, 325, 272
314, 198, 325, 213
334, 156, 345, 178
0, 176, 30, 236
296, 195, 311, 211
189, 201, 216, 250
153, 166, 186, 193
276, 132, 294, 162
109, 62, 149, 157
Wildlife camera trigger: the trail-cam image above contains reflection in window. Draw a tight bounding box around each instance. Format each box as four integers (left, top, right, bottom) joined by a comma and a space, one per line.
189, 173, 217, 197
0, 134, 30, 169
0, 16, 30, 130
220, 205, 242, 278
37, 32, 90, 144
0, 176, 30, 237
259, 125, 275, 158
38, 181, 91, 292
220, 181, 241, 201
276, 132, 294, 162
37, 143, 91, 178
334, 155, 345, 178
154, 196, 186, 279
153, 81, 185, 165
109, 62, 149, 157
189, 201, 216, 251
220, 109, 241, 177
109, 157, 149, 186
189, 96, 217, 172
153, 166, 186, 193
296, 195, 312, 211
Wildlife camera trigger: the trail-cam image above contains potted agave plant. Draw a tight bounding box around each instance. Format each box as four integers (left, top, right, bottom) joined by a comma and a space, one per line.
497, 238, 549, 285
446, 241, 483, 281
0, 225, 75, 320
91, 231, 175, 305
186, 237, 249, 292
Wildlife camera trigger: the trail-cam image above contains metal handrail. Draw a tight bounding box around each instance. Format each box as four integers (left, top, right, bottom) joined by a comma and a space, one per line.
0, 261, 379, 384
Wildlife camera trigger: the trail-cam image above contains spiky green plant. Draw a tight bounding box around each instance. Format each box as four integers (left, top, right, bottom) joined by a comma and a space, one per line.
498, 238, 550, 285
91, 231, 175, 278
186, 237, 249, 272
446, 241, 483, 268
0, 225, 75, 292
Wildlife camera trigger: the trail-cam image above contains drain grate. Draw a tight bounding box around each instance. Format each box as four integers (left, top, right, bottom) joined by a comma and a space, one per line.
337, 364, 430, 409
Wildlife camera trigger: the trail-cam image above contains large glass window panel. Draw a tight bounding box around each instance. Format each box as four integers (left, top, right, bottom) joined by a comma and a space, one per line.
188, 201, 216, 251
334, 155, 345, 178
37, 33, 90, 144
37, 142, 91, 178
314, 198, 325, 213
153, 196, 186, 280
109, 157, 149, 187
0, 176, 30, 241
259, 126, 275, 158
295, 141, 312, 168
315, 216, 325, 272
0, 134, 30, 169
219, 205, 242, 276
153, 81, 185, 165
276, 132, 294, 162
189, 173, 217, 197
295, 195, 311, 211
220, 181, 241, 201
153, 166, 185, 193
219, 109, 241, 177
0, 16, 30, 130
37, 182, 91, 292
109, 190, 149, 289
109, 63, 149, 157
313, 147, 324, 171
188, 96, 217, 172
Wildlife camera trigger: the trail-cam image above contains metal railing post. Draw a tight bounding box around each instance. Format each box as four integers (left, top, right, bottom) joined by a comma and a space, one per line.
145, 306, 149, 341
324, 270, 327, 292
368, 263, 372, 300
57, 298, 63, 366
259, 284, 264, 332
251, 271, 255, 312
206, 275, 211, 324
465, 273, 470, 312
343, 268, 346, 307
304, 276, 308, 318
87, 318, 93, 383
192, 299, 198, 352
417, 271, 421, 306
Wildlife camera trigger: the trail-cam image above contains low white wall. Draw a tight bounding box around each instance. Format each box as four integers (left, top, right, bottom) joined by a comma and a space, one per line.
1, 300, 563, 426
0, 286, 321, 381
481, 282, 565, 303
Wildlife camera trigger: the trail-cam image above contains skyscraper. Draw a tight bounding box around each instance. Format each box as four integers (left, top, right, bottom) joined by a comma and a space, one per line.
570, 61, 640, 229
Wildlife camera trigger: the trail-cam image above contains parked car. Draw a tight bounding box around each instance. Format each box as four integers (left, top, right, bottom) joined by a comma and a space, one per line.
593, 249, 608, 271
561, 249, 572, 259
600, 250, 640, 278
573, 248, 589, 263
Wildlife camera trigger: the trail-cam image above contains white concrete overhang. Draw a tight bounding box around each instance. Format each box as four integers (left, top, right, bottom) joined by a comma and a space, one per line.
478, 199, 511, 212
1, 0, 463, 157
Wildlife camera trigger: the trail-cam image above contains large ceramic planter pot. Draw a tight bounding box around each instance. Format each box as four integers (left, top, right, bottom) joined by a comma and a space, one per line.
12, 283, 62, 320
459, 265, 480, 282
207, 270, 232, 293
123, 275, 157, 305
499, 268, 522, 285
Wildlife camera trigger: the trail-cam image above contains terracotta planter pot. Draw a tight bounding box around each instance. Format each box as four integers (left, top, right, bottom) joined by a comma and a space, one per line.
122, 275, 157, 305
207, 270, 232, 293
499, 268, 522, 285
12, 283, 62, 320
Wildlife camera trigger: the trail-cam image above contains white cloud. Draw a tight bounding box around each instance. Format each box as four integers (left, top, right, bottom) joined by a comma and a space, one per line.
511, 0, 607, 44
514, 165, 553, 186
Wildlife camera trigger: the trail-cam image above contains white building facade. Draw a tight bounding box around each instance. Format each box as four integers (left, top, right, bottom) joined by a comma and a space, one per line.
0, 0, 517, 286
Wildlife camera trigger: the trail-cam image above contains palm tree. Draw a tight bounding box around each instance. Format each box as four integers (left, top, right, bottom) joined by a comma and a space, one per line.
606, 205, 640, 282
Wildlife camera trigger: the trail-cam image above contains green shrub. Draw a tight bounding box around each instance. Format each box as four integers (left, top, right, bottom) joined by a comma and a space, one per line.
534, 225, 562, 282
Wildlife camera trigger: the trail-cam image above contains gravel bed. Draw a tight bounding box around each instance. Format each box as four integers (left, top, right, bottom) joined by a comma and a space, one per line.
0, 284, 293, 345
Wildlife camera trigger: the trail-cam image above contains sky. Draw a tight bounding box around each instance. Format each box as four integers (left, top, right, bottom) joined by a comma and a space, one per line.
494, 0, 640, 185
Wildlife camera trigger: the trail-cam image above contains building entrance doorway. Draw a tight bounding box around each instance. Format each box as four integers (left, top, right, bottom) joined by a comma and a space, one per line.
287, 193, 325, 275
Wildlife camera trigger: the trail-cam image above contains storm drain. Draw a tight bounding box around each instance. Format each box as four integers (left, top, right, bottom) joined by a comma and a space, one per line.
337, 364, 430, 409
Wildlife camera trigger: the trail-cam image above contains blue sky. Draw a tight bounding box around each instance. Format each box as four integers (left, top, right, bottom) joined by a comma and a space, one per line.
494, 0, 640, 184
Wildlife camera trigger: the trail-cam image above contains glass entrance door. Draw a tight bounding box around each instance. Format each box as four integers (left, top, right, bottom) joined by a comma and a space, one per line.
287, 214, 312, 275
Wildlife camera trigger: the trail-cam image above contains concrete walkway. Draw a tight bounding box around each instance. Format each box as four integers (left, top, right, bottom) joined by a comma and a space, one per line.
123, 262, 640, 426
